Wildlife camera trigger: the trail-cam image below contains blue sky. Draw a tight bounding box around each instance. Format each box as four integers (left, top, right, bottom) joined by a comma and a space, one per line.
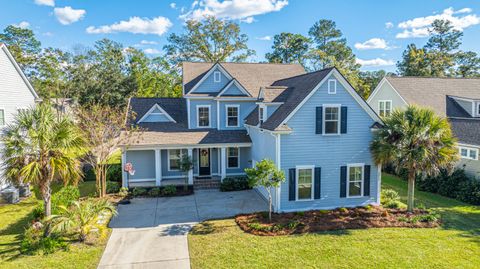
2, 0, 480, 72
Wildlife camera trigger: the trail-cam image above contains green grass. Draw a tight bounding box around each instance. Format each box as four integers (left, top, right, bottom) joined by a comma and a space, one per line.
0, 182, 107, 269
188, 174, 480, 269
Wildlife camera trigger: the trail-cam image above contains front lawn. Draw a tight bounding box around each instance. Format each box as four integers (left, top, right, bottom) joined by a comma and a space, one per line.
188, 174, 480, 269
0, 181, 107, 269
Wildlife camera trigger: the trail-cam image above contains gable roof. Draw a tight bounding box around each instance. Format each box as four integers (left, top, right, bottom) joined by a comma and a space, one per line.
216, 78, 251, 97
129, 98, 187, 128
183, 62, 306, 97
385, 76, 480, 116
137, 103, 177, 123
0, 43, 40, 100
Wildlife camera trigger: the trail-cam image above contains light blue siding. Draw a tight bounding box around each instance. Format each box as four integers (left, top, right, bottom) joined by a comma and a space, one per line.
190, 66, 229, 94
189, 99, 217, 129
368, 79, 407, 114
455, 98, 474, 116
161, 149, 186, 177
221, 83, 247, 96
218, 101, 256, 130
266, 104, 281, 119
224, 147, 251, 174
126, 150, 155, 180
142, 113, 172, 122
279, 74, 380, 212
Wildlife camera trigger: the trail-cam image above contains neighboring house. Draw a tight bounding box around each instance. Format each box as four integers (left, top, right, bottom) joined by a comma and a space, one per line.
121, 62, 383, 212
0, 43, 41, 190
367, 76, 480, 179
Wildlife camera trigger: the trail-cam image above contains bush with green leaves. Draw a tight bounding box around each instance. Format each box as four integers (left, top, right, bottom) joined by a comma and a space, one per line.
381, 189, 406, 209
34, 186, 81, 219
118, 187, 129, 197
20, 222, 68, 255
106, 181, 120, 194
220, 176, 251, 192
162, 185, 177, 196
148, 187, 161, 197
132, 187, 147, 197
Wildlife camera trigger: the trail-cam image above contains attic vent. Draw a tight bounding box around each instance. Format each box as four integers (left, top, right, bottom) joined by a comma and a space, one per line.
214, 71, 221, 83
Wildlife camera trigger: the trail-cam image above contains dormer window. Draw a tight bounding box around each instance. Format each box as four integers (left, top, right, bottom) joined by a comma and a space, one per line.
259, 106, 265, 124
328, 79, 337, 94
214, 71, 221, 83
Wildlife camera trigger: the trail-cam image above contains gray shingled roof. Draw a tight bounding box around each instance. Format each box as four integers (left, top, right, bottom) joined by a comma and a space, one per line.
386, 76, 480, 117
182, 62, 306, 97
449, 118, 480, 146
126, 98, 251, 146
245, 68, 334, 130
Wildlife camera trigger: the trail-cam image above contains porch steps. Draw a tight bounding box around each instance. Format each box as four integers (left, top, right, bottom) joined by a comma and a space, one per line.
194, 177, 221, 190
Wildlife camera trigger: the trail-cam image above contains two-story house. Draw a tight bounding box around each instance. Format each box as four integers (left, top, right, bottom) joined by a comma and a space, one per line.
0, 43, 41, 190
367, 76, 480, 179
122, 62, 383, 212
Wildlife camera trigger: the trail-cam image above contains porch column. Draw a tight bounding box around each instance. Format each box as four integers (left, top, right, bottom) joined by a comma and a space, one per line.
155, 149, 161, 186
121, 149, 128, 188
188, 148, 193, 184
220, 147, 227, 180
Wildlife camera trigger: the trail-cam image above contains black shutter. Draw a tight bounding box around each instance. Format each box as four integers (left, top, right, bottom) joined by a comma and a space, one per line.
340, 166, 347, 198
315, 106, 323, 134
314, 167, 321, 199
364, 165, 371, 196
289, 168, 296, 201
341, 106, 348, 134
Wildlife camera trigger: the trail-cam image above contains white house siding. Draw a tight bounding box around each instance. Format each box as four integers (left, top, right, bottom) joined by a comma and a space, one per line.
458, 144, 480, 180
0, 46, 38, 190
367, 79, 407, 113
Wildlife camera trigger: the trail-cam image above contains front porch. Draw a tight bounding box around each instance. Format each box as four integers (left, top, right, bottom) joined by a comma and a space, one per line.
121, 144, 251, 188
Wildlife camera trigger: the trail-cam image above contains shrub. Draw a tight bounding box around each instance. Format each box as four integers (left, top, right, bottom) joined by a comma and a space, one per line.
132, 187, 147, 197
247, 222, 272, 232
162, 185, 177, 196
295, 211, 305, 217
381, 189, 406, 209
118, 187, 129, 197
20, 223, 68, 255
220, 176, 250, 192
148, 188, 161, 197
106, 181, 120, 194
339, 207, 348, 213
49, 186, 80, 215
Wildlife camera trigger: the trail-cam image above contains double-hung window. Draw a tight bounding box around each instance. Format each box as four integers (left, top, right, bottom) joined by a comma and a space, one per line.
459, 147, 478, 160
197, 105, 210, 127
227, 147, 239, 168
168, 149, 182, 170
379, 100, 392, 117
226, 105, 239, 127
347, 164, 364, 197
323, 105, 340, 134
0, 109, 5, 126
296, 166, 314, 200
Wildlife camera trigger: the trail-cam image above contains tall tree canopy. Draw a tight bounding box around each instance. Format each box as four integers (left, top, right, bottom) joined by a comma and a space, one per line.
397, 19, 480, 77
164, 16, 255, 65
265, 32, 310, 65
358, 70, 389, 99
307, 19, 362, 88
0, 25, 41, 76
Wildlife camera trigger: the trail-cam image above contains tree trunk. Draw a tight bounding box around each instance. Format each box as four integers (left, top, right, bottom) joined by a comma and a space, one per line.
407, 171, 416, 212
95, 165, 103, 198
40, 182, 52, 217
267, 189, 272, 223
101, 166, 107, 197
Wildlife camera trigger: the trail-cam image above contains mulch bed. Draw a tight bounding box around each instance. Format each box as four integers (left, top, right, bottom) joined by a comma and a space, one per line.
235, 206, 440, 236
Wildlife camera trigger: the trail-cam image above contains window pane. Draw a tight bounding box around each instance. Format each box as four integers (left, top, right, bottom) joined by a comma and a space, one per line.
325, 107, 338, 120
461, 148, 468, 157
298, 169, 312, 200
169, 150, 181, 170
200, 149, 209, 167
349, 182, 362, 196
228, 157, 238, 167
385, 101, 391, 110
470, 150, 477, 159
379, 102, 385, 110
325, 121, 338, 134
259, 107, 264, 123
349, 166, 362, 182
227, 107, 238, 126
198, 107, 209, 127
0, 109, 4, 125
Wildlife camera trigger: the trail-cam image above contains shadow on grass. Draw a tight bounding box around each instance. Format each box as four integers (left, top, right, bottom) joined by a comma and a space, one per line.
436, 207, 480, 245
0, 210, 34, 261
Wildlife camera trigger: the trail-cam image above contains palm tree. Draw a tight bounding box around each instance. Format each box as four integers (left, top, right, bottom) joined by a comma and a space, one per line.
1, 103, 84, 217
370, 105, 458, 212
49, 199, 117, 242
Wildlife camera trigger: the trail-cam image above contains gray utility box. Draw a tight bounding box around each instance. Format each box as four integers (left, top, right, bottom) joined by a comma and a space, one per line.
18, 184, 31, 197
1, 187, 20, 204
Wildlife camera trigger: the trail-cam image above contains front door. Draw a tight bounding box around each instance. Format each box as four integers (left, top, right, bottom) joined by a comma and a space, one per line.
198, 148, 211, 176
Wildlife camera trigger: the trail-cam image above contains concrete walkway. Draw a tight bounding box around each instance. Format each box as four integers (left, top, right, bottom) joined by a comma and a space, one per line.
98, 189, 268, 269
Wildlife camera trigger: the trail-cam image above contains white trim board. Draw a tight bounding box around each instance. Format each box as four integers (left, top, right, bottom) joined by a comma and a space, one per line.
196, 104, 211, 128
225, 104, 240, 127
217, 79, 251, 97
137, 103, 176, 123
367, 77, 409, 106
186, 63, 233, 94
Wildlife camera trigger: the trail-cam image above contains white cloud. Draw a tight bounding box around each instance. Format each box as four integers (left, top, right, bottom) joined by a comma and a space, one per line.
144, 48, 160, 54
140, 40, 158, 45
356, 58, 395, 67
54, 6, 86, 25
385, 22, 394, 29
86, 16, 172, 36
34, 0, 55, 7
256, 35, 271, 41
180, 0, 288, 22
396, 7, 480, 38
240, 17, 255, 23
170, 2, 177, 9
354, 38, 393, 50
13, 21, 30, 29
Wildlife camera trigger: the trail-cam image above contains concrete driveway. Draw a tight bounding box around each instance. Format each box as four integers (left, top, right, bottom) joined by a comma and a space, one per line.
98, 189, 268, 269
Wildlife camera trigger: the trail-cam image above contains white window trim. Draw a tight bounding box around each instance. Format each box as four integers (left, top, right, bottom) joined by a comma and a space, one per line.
346, 163, 364, 198
196, 105, 211, 128
322, 104, 341, 136
137, 104, 176, 123
328, 79, 337, 94
459, 146, 479, 160
214, 71, 221, 83
168, 149, 182, 171
476, 102, 480, 117
0, 107, 5, 127
378, 100, 392, 117
295, 165, 315, 201
225, 104, 240, 127
227, 147, 240, 168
